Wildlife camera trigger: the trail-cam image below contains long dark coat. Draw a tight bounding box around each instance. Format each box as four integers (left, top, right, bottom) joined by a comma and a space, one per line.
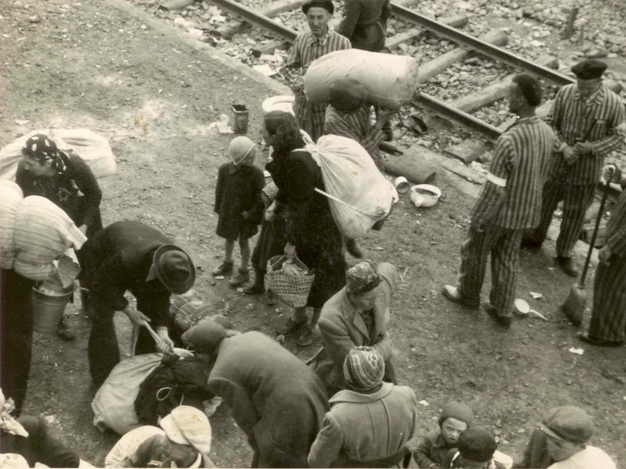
207, 331, 329, 468
266, 148, 346, 308
214, 162, 265, 241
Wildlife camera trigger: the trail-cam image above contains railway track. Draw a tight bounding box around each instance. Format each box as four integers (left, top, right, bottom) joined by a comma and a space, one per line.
194, 0, 582, 142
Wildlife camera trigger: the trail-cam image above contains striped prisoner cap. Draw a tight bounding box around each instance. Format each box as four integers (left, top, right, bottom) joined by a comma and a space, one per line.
343, 346, 385, 392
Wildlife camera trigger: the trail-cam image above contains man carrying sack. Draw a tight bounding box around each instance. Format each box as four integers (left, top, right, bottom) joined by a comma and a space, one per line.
522, 59, 625, 277
82, 220, 195, 386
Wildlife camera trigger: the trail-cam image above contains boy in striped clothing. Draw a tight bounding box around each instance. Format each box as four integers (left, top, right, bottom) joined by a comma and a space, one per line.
522, 59, 626, 277
281, 0, 351, 142
443, 75, 555, 328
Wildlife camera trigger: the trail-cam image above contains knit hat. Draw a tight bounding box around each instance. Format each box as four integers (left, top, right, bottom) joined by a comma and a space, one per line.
540, 406, 594, 444
228, 136, 257, 165
571, 59, 607, 80
148, 245, 195, 294
458, 427, 497, 463
438, 400, 475, 428
346, 262, 382, 295
302, 0, 334, 15
343, 346, 385, 392
328, 79, 367, 112
181, 320, 227, 354
160, 406, 212, 467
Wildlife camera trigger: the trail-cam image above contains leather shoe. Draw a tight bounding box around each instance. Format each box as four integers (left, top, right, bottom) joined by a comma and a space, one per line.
346, 239, 364, 259
578, 332, 623, 348
57, 320, 75, 342
483, 302, 512, 328
296, 328, 316, 348
555, 257, 579, 277
442, 285, 479, 309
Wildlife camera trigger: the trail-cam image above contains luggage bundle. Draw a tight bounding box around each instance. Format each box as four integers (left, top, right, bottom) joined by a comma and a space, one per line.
0, 181, 86, 286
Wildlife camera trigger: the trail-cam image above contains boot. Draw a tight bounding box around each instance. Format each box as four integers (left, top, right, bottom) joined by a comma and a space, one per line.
243, 268, 265, 295
229, 268, 250, 288
346, 238, 364, 258
57, 317, 75, 341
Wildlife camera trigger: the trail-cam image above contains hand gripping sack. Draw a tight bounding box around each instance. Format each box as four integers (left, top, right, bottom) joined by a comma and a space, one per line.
305, 135, 397, 239
91, 353, 163, 435
303, 49, 419, 109
0, 128, 116, 181
0, 181, 23, 270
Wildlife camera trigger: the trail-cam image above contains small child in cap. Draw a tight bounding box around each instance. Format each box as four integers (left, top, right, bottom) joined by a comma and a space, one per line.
442, 427, 506, 469
412, 400, 474, 468
213, 136, 265, 288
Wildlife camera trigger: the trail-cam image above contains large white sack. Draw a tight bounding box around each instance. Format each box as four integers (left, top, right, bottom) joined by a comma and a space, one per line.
0, 181, 24, 270
0, 129, 116, 181
304, 49, 419, 109
92, 353, 163, 435
305, 135, 397, 239
13, 196, 87, 282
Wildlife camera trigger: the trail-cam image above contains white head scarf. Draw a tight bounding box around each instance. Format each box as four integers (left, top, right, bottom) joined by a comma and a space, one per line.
159, 406, 212, 467
0, 390, 28, 438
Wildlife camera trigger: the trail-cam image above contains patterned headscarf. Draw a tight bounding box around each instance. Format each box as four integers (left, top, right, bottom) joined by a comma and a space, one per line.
346, 261, 382, 295
21, 134, 68, 174
343, 346, 385, 393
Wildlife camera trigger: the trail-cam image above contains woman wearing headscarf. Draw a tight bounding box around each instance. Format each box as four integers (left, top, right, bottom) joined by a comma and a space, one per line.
310, 261, 399, 394
262, 111, 347, 348
105, 406, 214, 468
308, 347, 419, 468
16, 133, 103, 340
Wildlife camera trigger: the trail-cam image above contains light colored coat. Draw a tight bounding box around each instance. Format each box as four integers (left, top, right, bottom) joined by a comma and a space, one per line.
311, 262, 398, 393
307, 382, 419, 467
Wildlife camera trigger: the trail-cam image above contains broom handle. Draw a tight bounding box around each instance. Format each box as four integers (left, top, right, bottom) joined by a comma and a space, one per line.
579, 180, 611, 285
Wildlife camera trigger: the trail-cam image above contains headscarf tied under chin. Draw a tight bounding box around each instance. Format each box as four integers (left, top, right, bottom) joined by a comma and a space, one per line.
159, 406, 213, 467
22, 134, 69, 175
0, 389, 28, 437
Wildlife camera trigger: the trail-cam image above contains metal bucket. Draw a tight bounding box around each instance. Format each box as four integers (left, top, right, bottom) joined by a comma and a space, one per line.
32, 285, 74, 334
232, 104, 249, 134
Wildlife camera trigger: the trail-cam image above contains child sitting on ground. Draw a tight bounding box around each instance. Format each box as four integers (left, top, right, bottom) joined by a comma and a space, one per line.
442, 427, 507, 469
212, 136, 265, 288
412, 400, 474, 468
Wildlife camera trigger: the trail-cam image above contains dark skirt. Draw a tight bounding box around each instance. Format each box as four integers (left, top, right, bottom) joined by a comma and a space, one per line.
588, 253, 626, 342
289, 204, 346, 309
251, 218, 287, 273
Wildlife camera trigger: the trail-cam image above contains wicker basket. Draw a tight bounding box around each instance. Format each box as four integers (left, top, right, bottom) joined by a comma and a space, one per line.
265, 255, 315, 308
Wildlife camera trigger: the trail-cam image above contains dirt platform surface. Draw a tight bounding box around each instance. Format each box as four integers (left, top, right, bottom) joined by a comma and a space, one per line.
1, 0, 625, 466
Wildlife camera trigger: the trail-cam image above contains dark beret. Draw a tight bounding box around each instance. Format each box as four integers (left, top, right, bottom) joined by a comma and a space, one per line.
571, 59, 607, 80
302, 0, 334, 15
329, 78, 367, 112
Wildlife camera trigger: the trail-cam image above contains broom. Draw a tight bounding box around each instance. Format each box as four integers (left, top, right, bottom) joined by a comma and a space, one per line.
559, 178, 611, 326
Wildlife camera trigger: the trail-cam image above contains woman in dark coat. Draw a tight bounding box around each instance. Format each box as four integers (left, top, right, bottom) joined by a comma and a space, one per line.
262, 111, 347, 348
16, 133, 103, 340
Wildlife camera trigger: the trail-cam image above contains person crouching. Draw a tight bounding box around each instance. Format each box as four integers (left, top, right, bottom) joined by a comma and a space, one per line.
212, 137, 266, 288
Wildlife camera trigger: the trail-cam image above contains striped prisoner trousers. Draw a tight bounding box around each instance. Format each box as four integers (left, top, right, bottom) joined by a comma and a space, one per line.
588, 254, 626, 343
529, 178, 596, 258
457, 224, 523, 318
293, 91, 326, 143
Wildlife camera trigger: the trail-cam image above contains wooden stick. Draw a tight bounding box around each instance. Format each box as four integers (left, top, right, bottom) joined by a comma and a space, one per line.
162, 0, 197, 11
386, 14, 468, 50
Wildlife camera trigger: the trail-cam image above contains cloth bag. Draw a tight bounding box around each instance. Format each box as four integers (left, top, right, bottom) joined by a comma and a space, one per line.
303, 49, 419, 109
304, 134, 397, 239
0, 181, 24, 270
91, 353, 163, 435
0, 128, 116, 181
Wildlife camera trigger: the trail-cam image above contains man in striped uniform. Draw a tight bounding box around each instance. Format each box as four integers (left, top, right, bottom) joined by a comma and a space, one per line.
523, 60, 626, 277
324, 79, 393, 171
579, 165, 626, 347
282, 0, 351, 142
443, 75, 555, 328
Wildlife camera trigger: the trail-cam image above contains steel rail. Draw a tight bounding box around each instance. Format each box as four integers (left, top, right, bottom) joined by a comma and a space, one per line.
209, 0, 297, 43
414, 94, 502, 140
206, 0, 508, 139
390, 2, 575, 88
